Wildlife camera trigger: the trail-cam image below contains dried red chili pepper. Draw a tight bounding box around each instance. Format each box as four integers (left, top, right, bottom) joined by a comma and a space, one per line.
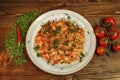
0, 50, 12, 66
16, 26, 21, 48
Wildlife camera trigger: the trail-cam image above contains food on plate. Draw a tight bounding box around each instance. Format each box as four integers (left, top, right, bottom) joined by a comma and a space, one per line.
34, 18, 85, 65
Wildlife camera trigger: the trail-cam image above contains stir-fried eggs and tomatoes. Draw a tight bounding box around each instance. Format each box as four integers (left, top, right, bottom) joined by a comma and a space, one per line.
34, 18, 85, 65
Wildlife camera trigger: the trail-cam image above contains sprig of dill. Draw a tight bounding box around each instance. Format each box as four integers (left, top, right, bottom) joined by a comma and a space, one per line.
5, 9, 41, 64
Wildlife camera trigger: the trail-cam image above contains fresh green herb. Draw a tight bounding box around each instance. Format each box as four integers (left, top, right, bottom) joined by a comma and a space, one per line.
34, 45, 39, 52
81, 53, 85, 57
69, 28, 78, 33
43, 28, 50, 34
36, 52, 41, 57
5, 9, 41, 64
61, 67, 63, 70
62, 41, 68, 46
72, 20, 78, 27
49, 51, 52, 54
47, 60, 50, 64
65, 13, 71, 19
67, 16, 71, 19
79, 56, 82, 62
68, 47, 73, 51
87, 31, 90, 34
52, 26, 61, 36
52, 30, 58, 36
52, 39, 59, 49
79, 53, 85, 62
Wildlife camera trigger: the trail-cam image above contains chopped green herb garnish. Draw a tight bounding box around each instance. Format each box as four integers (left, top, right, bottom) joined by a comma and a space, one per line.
52, 39, 59, 49
67, 15, 71, 19
52, 30, 58, 36
68, 47, 73, 51
52, 26, 61, 36
47, 60, 50, 64
34, 45, 39, 52
79, 57, 82, 62
43, 30, 47, 34
79, 53, 85, 62
69, 28, 78, 33
87, 31, 90, 34
81, 53, 85, 57
36, 52, 41, 57
62, 41, 68, 46
41, 23, 45, 27
65, 13, 71, 19
61, 67, 63, 70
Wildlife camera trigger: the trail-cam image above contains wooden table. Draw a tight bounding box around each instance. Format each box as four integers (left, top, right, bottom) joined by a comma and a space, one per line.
0, 0, 120, 80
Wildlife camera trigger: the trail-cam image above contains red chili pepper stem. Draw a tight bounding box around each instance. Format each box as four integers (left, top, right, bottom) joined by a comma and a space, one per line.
16, 26, 21, 48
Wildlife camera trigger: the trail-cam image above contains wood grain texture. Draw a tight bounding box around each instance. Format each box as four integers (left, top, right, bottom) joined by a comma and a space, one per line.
0, 0, 120, 80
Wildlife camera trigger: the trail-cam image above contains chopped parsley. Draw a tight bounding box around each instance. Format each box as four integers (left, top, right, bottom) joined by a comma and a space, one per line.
81, 53, 85, 57
65, 13, 71, 19
69, 28, 78, 33
52, 26, 61, 36
34, 45, 39, 52
79, 53, 85, 62
52, 39, 59, 49
36, 52, 41, 57
47, 60, 50, 64
68, 47, 73, 51
87, 31, 90, 34
62, 41, 68, 46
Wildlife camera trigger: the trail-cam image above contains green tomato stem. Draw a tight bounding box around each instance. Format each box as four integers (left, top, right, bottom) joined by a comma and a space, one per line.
102, 25, 111, 56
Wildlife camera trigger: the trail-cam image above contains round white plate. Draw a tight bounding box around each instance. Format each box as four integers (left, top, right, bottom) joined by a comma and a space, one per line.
26, 10, 96, 75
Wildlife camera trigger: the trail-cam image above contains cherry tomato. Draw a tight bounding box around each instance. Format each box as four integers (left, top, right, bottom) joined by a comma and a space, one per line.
104, 17, 116, 28
96, 46, 106, 56
108, 29, 119, 40
99, 37, 109, 47
112, 42, 120, 52
95, 26, 106, 38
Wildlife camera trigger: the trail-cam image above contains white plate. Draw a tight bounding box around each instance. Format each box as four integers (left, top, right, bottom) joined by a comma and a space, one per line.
26, 10, 96, 75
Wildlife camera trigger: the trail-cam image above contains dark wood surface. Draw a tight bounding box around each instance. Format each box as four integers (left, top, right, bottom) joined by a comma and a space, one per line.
0, 0, 120, 80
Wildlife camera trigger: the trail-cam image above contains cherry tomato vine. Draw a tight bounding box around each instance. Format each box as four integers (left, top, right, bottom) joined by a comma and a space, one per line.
95, 16, 120, 56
